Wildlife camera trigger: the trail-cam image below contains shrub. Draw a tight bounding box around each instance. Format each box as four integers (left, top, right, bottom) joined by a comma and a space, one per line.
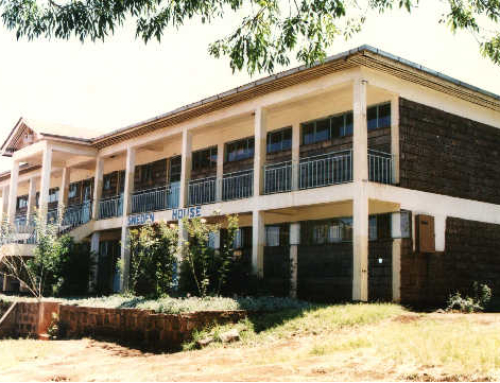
179, 214, 239, 297
446, 282, 492, 313
128, 221, 178, 298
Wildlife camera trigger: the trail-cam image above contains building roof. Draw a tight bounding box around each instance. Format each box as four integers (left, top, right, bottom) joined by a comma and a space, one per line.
3, 45, 500, 155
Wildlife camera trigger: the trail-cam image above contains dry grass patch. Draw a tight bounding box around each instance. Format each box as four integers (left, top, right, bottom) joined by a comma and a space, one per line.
0, 339, 58, 370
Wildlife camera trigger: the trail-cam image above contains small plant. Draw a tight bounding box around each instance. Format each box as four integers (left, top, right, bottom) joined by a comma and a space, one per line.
446, 282, 492, 313
47, 312, 59, 340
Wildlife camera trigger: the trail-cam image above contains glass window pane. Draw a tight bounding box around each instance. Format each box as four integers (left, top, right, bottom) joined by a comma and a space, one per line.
328, 222, 342, 243
367, 106, 378, 130
313, 224, 328, 244
282, 128, 292, 150
331, 115, 344, 138
315, 119, 330, 142
302, 123, 315, 145
378, 103, 391, 128
344, 113, 353, 136
369, 216, 377, 241
266, 226, 280, 246
341, 217, 353, 241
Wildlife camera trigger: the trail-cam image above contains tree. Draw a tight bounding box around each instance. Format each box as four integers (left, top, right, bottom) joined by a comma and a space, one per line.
0, 0, 499, 74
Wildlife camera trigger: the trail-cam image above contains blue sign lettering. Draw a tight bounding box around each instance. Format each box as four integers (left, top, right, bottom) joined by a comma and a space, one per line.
171, 206, 202, 220
127, 212, 155, 227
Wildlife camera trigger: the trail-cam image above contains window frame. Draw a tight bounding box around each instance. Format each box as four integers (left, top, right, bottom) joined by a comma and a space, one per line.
225, 136, 255, 163
301, 110, 354, 145
367, 102, 391, 131
192, 146, 218, 172
266, 126, 292, 155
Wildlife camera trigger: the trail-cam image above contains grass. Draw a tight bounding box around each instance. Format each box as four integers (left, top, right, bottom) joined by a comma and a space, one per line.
182, 304, 500, 380
2, 304, 500, 381
0, 293, 313, 314
184, 302, 405, 349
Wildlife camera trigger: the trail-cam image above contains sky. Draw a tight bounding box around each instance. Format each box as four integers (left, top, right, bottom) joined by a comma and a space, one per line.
0, 1, 499, 173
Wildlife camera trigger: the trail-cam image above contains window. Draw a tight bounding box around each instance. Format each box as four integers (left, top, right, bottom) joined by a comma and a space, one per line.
170, 156, 182, 183
301, 110, 354, 145
369, 216, 378, 240
367, 103, 391, 131
16, 196, 28, 210
265, 226, 281, 246
312, 224, 328, 244
267, 127, 292, 154
192, 146, 217, 172
48, 188, 59, 203
140, 163, 153, 184
103, 173, 114, 192
226, 137, 255, 162
69, 183, 79, 199
233, 228, 243, 249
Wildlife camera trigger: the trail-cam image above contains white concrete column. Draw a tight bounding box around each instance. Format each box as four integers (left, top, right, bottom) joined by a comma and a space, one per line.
289, 222, 300, 298
89, 231, 100, 292
1, 185, 9, 221
7, 160, 19, 225
120, 146, 136, 292
38, 145, 53, 223
434, 214, 447, 252
392, 238, 402, 302
291, 122, 300, 191
391, 95, 400, 184
57, 167, 70, 223
352, 77, 369, 302
179, 130, 192, 208
216, 142, 224, 202
252, 210, 265, 277
92, 158, 104, 220
253, 107, 267, 196
26, 177, 37, 223
353, 78, 368, 183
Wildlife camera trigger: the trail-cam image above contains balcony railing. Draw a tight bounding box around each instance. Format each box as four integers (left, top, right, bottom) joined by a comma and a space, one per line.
62, 201, 92, 228
99, 195, 123, 220
222, 169, 253, 201
264, 161, 293, 194
188, 177, 216, 206
131, 184, 180, 214
368, 149, 395, 184
14, 213, 28, 229
299, 150, 353, 190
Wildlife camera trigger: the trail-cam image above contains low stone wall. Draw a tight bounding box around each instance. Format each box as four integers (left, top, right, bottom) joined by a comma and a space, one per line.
0, 300, 246, 350
59, 305, 246, 350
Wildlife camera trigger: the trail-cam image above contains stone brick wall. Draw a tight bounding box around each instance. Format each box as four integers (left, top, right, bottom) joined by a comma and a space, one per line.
399, 98, 500, 204
58, 306, 246, 350
368, 240, 393, 301
0, 300, 246, 349
400, 217, 500, 308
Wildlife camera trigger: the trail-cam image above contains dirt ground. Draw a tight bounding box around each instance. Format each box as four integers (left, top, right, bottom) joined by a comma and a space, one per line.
1, 313, 500, 382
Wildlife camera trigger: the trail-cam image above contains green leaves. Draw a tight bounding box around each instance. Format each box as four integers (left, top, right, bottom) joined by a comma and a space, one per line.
1, 0, 500, 73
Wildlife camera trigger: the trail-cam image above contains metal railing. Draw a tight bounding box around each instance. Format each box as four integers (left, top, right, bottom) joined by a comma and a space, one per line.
62, 201, 92, 228
131, 184, 180, 214
188, 177, 217, 206
222, 169, 253, 201
299, 150, 353, 189
368, 150, 395, 184
263, 161, 293, 194
99, 195, 123, 219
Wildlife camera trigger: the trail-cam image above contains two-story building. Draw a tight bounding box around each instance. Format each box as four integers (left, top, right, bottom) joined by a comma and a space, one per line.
1, 45, 500, 305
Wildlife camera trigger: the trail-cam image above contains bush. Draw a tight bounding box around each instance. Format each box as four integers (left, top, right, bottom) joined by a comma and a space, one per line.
179, 215, 240, 297
446, 282, 492, 313
128, 222, 178, 298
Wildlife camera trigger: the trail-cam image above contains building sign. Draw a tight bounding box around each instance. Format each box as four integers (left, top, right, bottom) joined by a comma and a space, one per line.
127, 212, 155, 227
172, 206, 202, 220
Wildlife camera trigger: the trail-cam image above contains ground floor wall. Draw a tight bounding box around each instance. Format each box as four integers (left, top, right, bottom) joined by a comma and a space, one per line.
401, 216, 500, 308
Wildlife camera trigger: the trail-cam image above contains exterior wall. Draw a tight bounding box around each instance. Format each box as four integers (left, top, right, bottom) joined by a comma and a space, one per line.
399, 98, 500, 204
263, 246, 290, 296
401, 217, 500, 307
